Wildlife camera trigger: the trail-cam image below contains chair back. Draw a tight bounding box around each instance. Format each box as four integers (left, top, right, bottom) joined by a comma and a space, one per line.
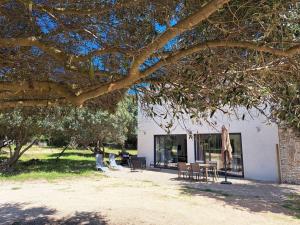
190, 163, 200, 172
131, 158, 141, 169
178, 162, 188, 171
109, 153, 117, 167
208, 161, 218, 169
96, 154, 105, 167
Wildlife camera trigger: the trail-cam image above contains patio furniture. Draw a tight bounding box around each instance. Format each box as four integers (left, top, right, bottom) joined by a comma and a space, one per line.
109, 153, 123, 170
120, 152, 130, 166
208, 161, 219, 182
96, 154, 109, 172
190, 163, 201, 181
177, 162, 189, 179
198, 163, 210, 183
129, 156, 146, 170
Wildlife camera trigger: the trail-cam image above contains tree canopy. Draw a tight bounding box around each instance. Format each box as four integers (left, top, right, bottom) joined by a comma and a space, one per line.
47, 96, 137, 148
0, 1, 299, 128
0, 108, 46, 168
0, 96, 137, 168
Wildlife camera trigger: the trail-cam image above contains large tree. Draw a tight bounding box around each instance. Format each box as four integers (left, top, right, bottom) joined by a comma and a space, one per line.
0, 1, 299, 127
46, 96, 137, 155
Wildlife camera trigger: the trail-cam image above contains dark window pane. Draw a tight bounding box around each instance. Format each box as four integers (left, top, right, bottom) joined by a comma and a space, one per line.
154, 135, 187, 167
194, 133, 244, 177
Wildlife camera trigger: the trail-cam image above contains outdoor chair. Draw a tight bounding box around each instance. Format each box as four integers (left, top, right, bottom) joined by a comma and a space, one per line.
177, 162, 189, 179
131, 158, 141, 170
96, 154, 109, 172
208, 161, 219, 181
128, 156, 146, 170
109, 153, 123, 170
190, 163, 201, 181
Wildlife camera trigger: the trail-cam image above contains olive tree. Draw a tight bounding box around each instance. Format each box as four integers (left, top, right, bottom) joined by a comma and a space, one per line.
47, 96, 137, 158
0, 1, 299, 130
0, 109, 46, 169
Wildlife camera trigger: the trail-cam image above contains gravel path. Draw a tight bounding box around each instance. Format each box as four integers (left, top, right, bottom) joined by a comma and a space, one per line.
0, 168, 299, 225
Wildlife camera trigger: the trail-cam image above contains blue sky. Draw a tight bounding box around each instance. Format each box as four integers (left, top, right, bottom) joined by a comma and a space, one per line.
34, 5, 181, 94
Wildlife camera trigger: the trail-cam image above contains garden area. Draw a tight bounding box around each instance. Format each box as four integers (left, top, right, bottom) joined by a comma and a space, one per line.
1, 0, 300, 224
0, 146, 136, 181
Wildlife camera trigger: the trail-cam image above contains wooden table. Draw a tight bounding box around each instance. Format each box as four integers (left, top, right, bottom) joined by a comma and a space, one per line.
185, 163, 218, 182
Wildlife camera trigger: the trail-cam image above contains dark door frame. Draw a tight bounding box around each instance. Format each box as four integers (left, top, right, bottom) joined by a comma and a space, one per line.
194, 132, 244, 178
154, 134, 187, 168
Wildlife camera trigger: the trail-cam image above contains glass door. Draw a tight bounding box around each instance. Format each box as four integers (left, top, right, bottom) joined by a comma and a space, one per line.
154, 134, 187, 168
194, 133, 244, 177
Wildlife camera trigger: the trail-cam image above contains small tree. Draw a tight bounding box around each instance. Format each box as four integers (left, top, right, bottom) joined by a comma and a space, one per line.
0, 109, 46, 169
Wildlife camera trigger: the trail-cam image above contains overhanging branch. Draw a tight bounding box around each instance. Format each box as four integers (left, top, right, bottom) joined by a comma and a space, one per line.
141, 40, 300, 78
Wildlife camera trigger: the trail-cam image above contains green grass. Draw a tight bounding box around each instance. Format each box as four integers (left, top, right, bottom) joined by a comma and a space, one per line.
0, 146, 137, 181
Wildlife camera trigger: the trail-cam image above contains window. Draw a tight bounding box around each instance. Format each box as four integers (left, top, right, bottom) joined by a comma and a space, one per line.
154, 135, 187, 168
194, 133, 244, 177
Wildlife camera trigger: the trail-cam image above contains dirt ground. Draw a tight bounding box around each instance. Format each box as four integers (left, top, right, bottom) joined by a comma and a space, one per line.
0, 168, 299, 225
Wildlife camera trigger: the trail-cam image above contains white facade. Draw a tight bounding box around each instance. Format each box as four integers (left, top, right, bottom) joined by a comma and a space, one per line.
138, 107, 280, 182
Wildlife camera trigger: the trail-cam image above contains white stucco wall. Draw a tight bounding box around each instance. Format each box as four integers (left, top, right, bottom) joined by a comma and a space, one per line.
138, 106, 280, 182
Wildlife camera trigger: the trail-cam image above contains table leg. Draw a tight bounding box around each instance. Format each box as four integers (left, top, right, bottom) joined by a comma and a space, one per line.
214, 167, 218, 182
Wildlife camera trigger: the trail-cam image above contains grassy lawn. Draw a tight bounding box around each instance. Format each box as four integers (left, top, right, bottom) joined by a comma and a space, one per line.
0, 145, 137, 181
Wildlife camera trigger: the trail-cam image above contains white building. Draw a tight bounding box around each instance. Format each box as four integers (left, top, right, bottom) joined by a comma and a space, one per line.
138, 106, 280, 182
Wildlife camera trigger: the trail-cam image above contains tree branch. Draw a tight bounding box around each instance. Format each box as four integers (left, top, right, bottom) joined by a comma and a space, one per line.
34, 0, 143, 16
140, 40, 300, 78
0, 37, 132, 65
0, 37, 68, 62
74, 39, 300, 105
75, 0, 230, 105
129, 0, 230, 77
0, 81, 76, 100
19, 139, 37, 156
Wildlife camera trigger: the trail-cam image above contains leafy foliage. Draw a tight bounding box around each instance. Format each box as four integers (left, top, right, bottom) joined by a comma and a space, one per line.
0, 96, 137, 168
0, 108, 48, 168
46, 96, 137, 148
0, 1, 299, 130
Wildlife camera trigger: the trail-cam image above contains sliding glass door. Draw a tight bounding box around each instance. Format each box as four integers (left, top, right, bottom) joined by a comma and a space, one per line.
154, 134, 187, 168
194, 133, 244, 177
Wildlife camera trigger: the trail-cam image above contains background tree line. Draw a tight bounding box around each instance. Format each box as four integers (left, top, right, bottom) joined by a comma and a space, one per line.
0, 96, 137, 170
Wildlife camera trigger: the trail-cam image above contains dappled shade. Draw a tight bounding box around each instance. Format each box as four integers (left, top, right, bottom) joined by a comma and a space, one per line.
0, 203, 108, 225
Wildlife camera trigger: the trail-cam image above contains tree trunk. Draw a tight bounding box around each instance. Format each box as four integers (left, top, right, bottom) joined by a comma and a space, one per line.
2, 144, 22, 170
101, 142, 105, 158
56, 144, 70, 160
1, 139, 37, 170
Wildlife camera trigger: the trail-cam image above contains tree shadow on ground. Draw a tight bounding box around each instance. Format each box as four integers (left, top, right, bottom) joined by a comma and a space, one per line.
176, 178, 300, 220
0, 203, 108, 225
